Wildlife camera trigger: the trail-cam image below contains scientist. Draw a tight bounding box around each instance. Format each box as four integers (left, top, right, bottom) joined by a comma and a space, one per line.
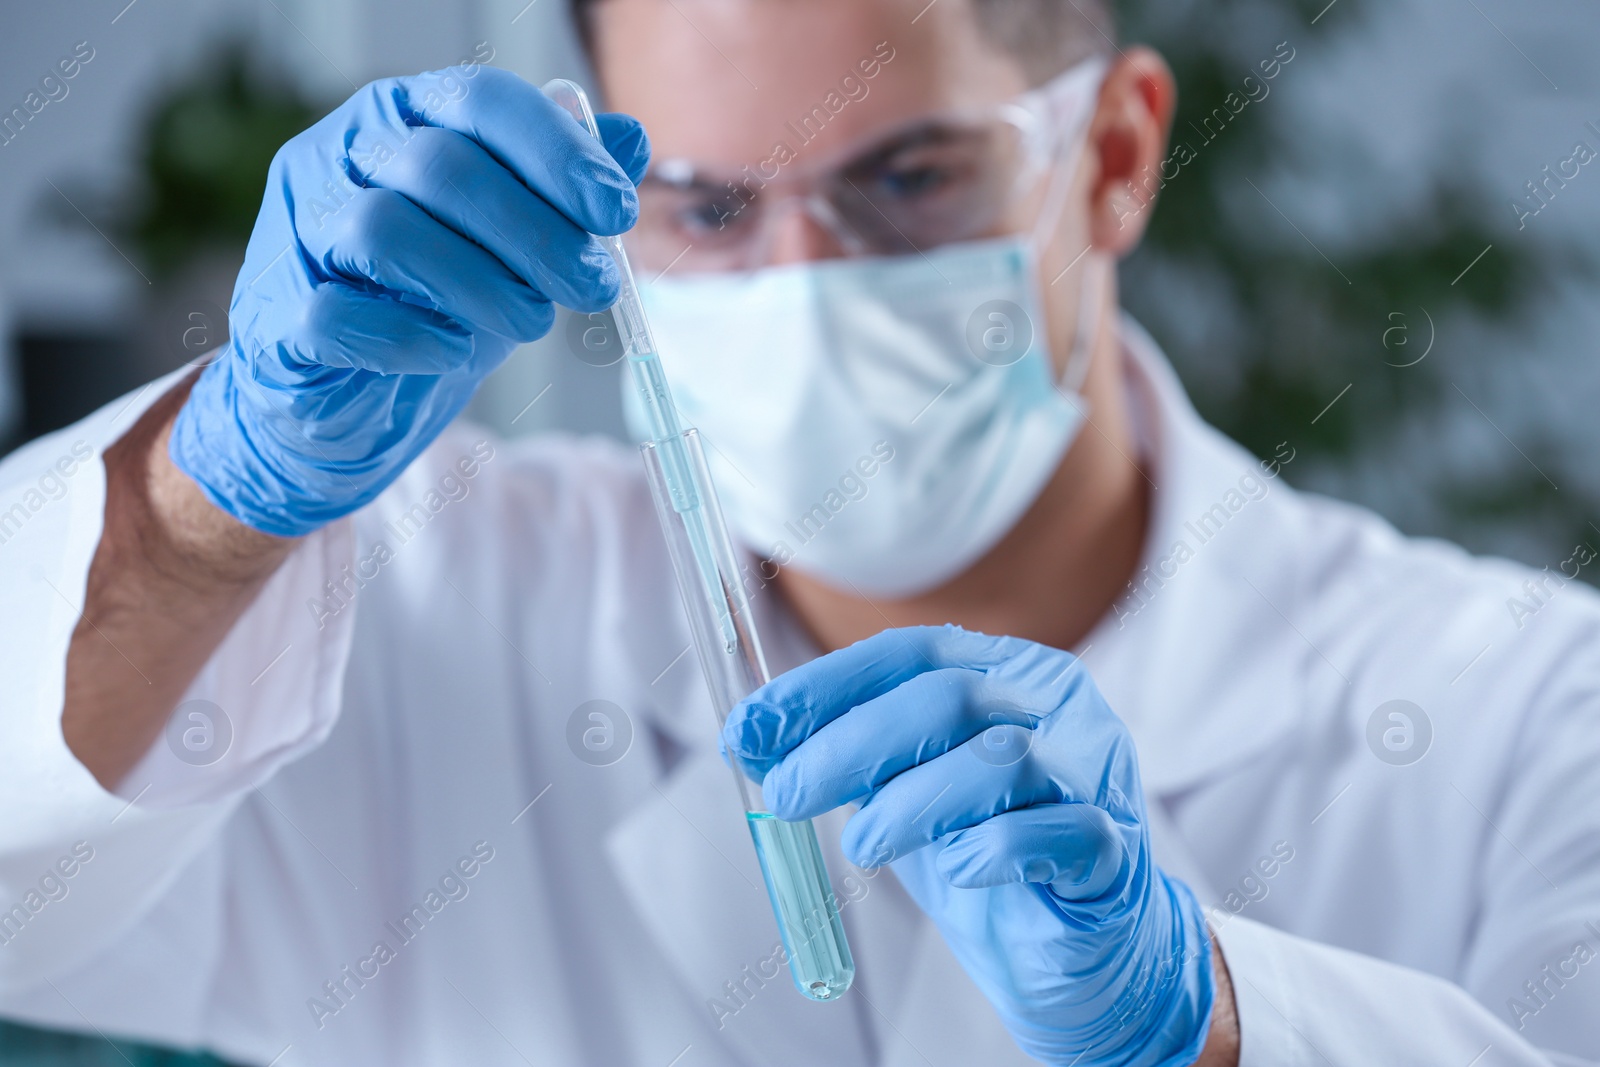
2, 0, 1597, 1064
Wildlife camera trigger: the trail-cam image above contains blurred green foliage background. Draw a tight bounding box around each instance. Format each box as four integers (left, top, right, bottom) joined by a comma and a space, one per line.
1117, 0, 1597, 570
121, 43, 325, 278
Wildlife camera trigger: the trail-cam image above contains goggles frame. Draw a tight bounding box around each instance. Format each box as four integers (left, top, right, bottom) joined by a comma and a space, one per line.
633, 57, 1108, 273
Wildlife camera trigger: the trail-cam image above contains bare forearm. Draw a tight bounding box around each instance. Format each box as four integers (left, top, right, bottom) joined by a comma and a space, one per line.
62, 376, 299, 789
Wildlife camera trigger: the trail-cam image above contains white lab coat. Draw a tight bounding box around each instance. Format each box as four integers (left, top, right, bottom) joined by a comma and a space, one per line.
0, 320, 1595, 1067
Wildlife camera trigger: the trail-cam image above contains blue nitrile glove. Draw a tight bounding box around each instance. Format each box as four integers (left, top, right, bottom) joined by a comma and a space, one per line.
170, 66, 649, 536
723, 625, 1215, 1067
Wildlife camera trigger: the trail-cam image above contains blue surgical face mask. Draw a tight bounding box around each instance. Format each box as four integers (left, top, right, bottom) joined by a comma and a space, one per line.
630, 74, 1106, 599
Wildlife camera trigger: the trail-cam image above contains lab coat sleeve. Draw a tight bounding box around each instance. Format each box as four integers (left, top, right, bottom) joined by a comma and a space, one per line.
0, 371, 357, 994
1215, 915, 1558, 1066
1214, 643, 1600, 1067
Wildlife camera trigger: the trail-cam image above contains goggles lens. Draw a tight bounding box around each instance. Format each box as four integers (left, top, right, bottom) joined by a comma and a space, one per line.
631, 116, 1035, 272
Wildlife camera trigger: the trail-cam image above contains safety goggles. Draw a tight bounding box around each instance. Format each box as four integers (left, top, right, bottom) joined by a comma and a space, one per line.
628, 58, 1107, 273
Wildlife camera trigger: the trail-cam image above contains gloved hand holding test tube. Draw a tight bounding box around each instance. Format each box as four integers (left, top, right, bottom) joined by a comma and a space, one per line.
543, 79, 856, 1003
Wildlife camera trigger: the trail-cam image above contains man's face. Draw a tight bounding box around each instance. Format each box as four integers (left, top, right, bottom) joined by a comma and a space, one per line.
592, 0, 1041, 267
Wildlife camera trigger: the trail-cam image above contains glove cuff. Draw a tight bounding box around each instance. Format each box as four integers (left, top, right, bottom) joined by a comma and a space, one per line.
170, 354, 330, 537
170, 342, 479, 537
1018, 866, 1215, 1067
1108, 872, 1217, 1067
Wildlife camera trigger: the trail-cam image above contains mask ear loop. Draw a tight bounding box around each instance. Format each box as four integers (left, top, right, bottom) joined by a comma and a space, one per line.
1021, 61, 1110, 401
1059, 255, 1107, 397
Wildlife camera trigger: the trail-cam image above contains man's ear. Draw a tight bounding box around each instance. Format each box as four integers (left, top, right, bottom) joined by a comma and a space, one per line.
1085, 47, 1177, 255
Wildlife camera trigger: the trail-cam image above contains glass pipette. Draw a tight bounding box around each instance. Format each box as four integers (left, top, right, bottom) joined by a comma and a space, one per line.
542, 79, 856, 1003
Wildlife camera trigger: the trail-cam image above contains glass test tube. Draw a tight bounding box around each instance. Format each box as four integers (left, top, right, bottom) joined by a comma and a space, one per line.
642, 431, 856, 1002
539, 77, 856, 1004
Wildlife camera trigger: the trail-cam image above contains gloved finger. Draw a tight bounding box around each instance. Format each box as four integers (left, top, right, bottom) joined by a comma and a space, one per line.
836, 736, 1056, 868
314, 187, 558, 342
361, 126, 620, 312
399, 68, 639, 235
759, 666, 1033, 818
595, 112, 651, 185
293, 281, 504, 374
724, 625, 1045, 770
935, 803, 1130, 901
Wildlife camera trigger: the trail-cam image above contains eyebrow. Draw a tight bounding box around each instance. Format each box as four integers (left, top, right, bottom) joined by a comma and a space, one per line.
839, 122, 989, 175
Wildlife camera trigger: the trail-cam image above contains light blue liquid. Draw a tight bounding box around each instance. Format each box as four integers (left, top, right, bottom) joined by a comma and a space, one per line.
746, 813, 856, 1001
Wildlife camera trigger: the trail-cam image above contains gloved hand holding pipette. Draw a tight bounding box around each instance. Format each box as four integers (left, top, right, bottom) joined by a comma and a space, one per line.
170, 67, 649, 537
724, 624, 1217, 1067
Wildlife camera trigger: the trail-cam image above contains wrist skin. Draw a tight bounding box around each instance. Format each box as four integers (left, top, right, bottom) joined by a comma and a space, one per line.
1194, 936, 1240, 1067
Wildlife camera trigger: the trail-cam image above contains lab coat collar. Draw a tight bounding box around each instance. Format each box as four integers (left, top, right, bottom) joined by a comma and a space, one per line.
1081, 315, 1312, 797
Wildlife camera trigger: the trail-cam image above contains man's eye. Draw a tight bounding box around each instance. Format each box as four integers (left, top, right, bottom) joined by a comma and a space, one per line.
876, 165, 952, 199
679, 194, 755, 234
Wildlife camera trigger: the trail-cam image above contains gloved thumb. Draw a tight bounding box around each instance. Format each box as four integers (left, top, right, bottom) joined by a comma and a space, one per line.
935, 803, 1129, 902
595, 113, 651, 186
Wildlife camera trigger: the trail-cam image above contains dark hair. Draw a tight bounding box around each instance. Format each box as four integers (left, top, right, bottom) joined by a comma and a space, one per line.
567, 0, 1116, 88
